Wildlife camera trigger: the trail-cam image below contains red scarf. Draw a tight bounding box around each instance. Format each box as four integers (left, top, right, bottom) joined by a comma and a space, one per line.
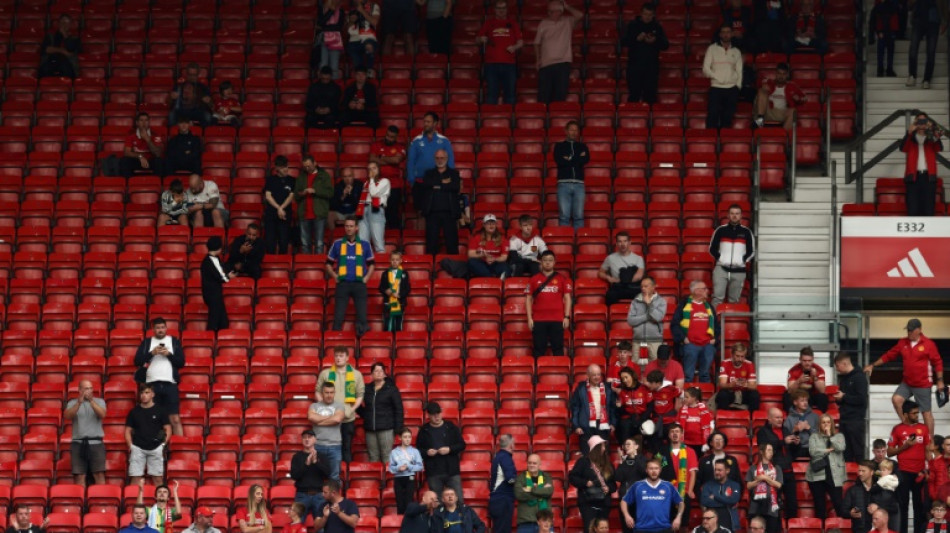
753, 462, 779, 513
305, 171, 318, 220
587, 382, 609, 429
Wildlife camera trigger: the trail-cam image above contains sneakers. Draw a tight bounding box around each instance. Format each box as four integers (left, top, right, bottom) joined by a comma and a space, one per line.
923, 81, 931, 89
754, 116, 765, 127
907, 76, 917, 87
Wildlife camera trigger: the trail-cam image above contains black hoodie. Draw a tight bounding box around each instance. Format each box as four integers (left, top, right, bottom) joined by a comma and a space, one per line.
360, 377, 405, 432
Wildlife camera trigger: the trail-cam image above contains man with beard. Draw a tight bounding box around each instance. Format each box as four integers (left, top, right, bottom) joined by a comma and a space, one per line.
225, 223, 265, 280
134, 317, 185, 436
700, 460, 741, 531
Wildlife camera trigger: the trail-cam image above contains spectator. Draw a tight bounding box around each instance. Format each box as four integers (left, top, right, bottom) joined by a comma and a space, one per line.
906, 0, 945, 88
237, 484, 272, 533
784, 346, 829, 412
119, 505, 159, 533
930, 436, 950, 502
165, 117, 203, 175
409, 112, 455, 213
317, 346, 366, 462
315, 480, 359, 533
897, 114, 943, 216
185, 174, 227, 228
869, 459, 901, 532
468, 214, 509, 278
137, 480, 182, 530
872, 439, 891, 478
306, 66, 343, 129
380, 0, 418, 56
134, 317, 185, 436
65, 380, 107, 486
672, 280, 719, 384
927, 501, 949, 533
807, 414, 847, 527
120, 112, 167, 179
420, 0, 454, 55
399, 491, 440, 530
201, 236, 232, 331
417, 402, 466, 502
536, 510, 556, 533
614, 439, 648, 520
316, 0, 346, 79
390, 428, 425, 514
613, 368, 650, 447
477, 0, 523, 105
622, 3, 669, 104
39, 14, 80, 78
721, 0, 756, 52
754, 0, 789, 53
715, 342, 761, 411
570, 435, 618, 531
619, 458, 685, 533
525, 250, 572, 357
361, 362, 404, 462
508, 214, 547, 277
644, 369, 682, 443
607, 341, 641, 391
571, 365, 616, 453
692, 509, 733, 533
212, 81, 242, 126
290, 429, 333, 519
785, 389, 820, 458
225, 224, 265, 280
358, 161, 390, 253
659, 423, 699, 522
627, 276, 667, 362
489, 435, 518, 533
169, 63, 213, 126
703, 25, 743, 129
754, 63, 806, 131
5, 506, 48, 533
755, 409, 798, 519
644, 345, 686, 389
295, 155, 333, 254
745, 442, 785, 533
422, 149, 462, 254
515, 454, 555, 533
125, 384, 171, 486
534, 0, 583, 103
870, 0, 900, 77
379, 251, 411, 332
871, 509, 897, 533
346, 0, 381, 72
696, 432, 744, 489
700, 460, 742, 532
834, 352, 869, 461
844, 460, 879, 533
678, 387, 715, 457
553, 121, 590, 230
329, 167, 363, 227
326, 216, 376, 336
432, 487, 486, 533
786, 0, 828, 53
159, 179, 190, 227
370, 126, 408, 229
182, 507, 221, 533
308, 381, 346, 482
747, 516, 767, 533
888, 400, 931, 533
708, 203, 754, 307
342, 68, 379, 128
599, 231, 645, 306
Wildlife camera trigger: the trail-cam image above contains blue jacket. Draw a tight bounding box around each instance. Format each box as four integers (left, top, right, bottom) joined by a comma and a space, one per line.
569, 381, 618, 431
700, 479, 742, 530
489, 448, 518, 500
407, 131, 455, 185
119, 525, 161, 533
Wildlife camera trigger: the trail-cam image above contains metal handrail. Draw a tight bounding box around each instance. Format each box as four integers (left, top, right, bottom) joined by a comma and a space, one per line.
830, 160, 838, 311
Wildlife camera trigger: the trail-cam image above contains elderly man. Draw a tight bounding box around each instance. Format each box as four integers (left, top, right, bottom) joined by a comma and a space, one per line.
181, 507, 221, 533
421, 148, 462, 254
533, 0, 583, 103
64, 380, 107, 486
489, 435, 518, 533
690, 509, 733, 533
672, 280, 720, 384
431, 487, 486, 533
409, 112, 455, 214
871, 509, 896, 533
316, 346, 365, 462
134, 317, 185, 436
627, 276, 667, 363
515, 454, 555, 533
570, 364, 616, 454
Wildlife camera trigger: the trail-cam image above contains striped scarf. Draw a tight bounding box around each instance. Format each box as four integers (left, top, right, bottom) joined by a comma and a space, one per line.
386, 268, 405, 316
328, 365, 357, 404
678, 300, 715, 337
336, 241, 366, 282
672, 446, 688, 497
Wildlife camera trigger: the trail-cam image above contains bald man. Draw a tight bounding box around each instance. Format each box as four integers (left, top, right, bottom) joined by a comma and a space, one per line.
400, 491, 440, 533
64, 380, 108, 486
570, 364, 617, 453
871, 509, 897, 533
515, 454, 555, 533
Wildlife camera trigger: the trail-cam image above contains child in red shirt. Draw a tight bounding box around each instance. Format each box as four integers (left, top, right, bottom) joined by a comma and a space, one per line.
678, 386, 714, 457
212, 80, 242, 126
285, 502, 308, 533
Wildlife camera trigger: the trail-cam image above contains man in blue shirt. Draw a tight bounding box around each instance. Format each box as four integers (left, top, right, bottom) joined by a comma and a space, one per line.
326, 215, 375, 337
621, 458, 685, 533
119, 504, 161, 533
407, 111, 454, 214
489, 434, 518, 533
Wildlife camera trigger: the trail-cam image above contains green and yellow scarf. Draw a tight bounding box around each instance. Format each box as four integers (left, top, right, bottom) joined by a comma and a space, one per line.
386, 267, 405, 316
329, 364, 357, 404
673, 446, 688, 497
524, 473, 549, 510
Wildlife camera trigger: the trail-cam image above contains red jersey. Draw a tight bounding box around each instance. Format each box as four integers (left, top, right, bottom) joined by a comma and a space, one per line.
477, 17, 523, 64
652, 384, 681, 424
526, 272, 572, 322
678, 402, 714, 446
237, 509, 267, 527
879, 334, 943, 388
607, 359, 641, 388
667, 445, 699, 473
617, 385, 652, 417
719, 360, 757, 390
125, 130, 163, 160
889, 422, 930, 473
760, 79, 806, 110
285, 523, 308, 533
644, 359, 685, 385
213, 95, 241, 115
930, 456, 950, 499
787, 362, 826, 387
684, 300, 714, 345
370, 140, 407, 189
470, 233, 508, 260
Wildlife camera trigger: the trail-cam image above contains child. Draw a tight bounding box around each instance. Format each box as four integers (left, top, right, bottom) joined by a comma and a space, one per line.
677, 387, 715, 458
928, 501, 949, 533
507, 214, 548, 277
378, 251, 410, 332
537, 508, 558, 533
607, 340, 641, 393
869, 0, 899, 77
869, 459, 901, 532
212, 81, 243, 126
285, 503, 308, 533
388, 426, 424, 514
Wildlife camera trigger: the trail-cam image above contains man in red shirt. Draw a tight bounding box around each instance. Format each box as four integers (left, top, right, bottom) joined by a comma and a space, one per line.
120, 112, 166, 178
672, 280, 720, 383
660, 423, 699, 523
871, 509, 898, 533
865, 318, 944, 436
525, 250, 572, 358
715, 342, 760, 411
753, 63, 806, 131
369, 125, 407, 229
888, 400, 931, 533
784, 346, 828, 412
644, 345, 686, 389
476, 0, 523, 105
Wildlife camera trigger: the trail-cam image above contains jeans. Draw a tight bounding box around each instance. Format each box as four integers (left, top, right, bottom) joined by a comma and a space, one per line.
909, 21, 939, 81
557, 182, 585, 229
320, 46, 342, 79
682, 342, 716, 383
299, 217, 327, 254
484, 63, 517, 105
358, 207, 386, 252
314, 444, 342, 481
516, 525, 539, 533
468, 258, 507, 278
295, 491, 326, 519
346, 39, 378, 71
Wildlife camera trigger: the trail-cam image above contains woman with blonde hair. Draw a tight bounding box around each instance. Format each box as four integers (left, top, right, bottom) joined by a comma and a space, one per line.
467, 213, 509, 278
806, 413, 847, 526
238, 484, 272, 533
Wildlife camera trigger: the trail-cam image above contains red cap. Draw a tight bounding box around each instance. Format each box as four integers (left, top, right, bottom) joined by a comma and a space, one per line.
195, 507, 214, 516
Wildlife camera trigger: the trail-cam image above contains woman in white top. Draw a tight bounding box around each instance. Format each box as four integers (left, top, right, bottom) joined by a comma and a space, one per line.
358, 161, 390, 253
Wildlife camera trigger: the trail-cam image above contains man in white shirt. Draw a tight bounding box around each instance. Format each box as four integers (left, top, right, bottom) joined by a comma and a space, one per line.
134, 317, 185, 436
703, 24, 744, 129
185, 173, 228, 228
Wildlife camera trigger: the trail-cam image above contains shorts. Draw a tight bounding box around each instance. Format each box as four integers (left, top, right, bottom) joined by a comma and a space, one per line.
129, 443, 165, 477
149, 381, 180, 415
895, 382, 933, 412
379, 4, 418, 35
71, 440, 106, 475
764, 107, 790, 122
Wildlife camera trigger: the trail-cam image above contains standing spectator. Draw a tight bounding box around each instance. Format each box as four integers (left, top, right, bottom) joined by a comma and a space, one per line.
201, 236, 232, 332
786, 0, 828, 54
159, 178, 189, 227
181, 507, 221, 533
212, 81, 242, 126
134, 318, 185, 436
696, 432, 744, 489
754, 0, 789, 53
672, 280, 720, 384
137, 480, 182, 531
314, 480, 360, 533
930, 436, 950, 502
185, 174, 227, 229
870, 0, 900, 76
409, 112, 455, 213
379, 251, 411, 332
306, 67, 343, 129
125, 384, 171, 486
807, 414, 847, 527
515, 454, 555, 533
619, 458, 685, 533
615, 439, 648, 529
699, 460, 742, 532
317, 346, 366, 462
571, 365, 616, 454
169, 63, 213, 126
526, 250, 572, 357
703, 25, 743, 129
357, 161, 390, 253
599, 232, 645, 306
329, 168, 363, 227
420, 0, 454, 55
614, 370, 651, 448
622, 3, 669, 103
417, 402, 466, 502
872, 439, 892, 478
888, 400, 931, 533
745, 443, 785, 533
237, 484, 272, 533
721, 0, 756, 51
317, 0, 346, 79
361, 362, 404, 462
709, 204, 754, 307
489, 435, 518, 533
120, 112, 166, 179
865, 318, 944, 435
468, 214, 510, 278
570, 436, 618, 531
659, 423, 699, 524
119, 505, 158, 533
906, 0, 945, 89
627, 276, 667, 363
295, 155, 333, 254
326, 216, 376, 336
390, 428, 425, 514
898, 113, 943, 216
715, 342, 761, 411
644, 345, 686, 389
38, 14, 80, 78
534, 1, 583, 103
508, 215, 547, 277
65, 380, 107, 486
432, 488, 486, 533
755, 409, 798, 519
477, 0, 523, 105
844, 461, 879, 533
870, 459, 901, 532
165, 117, 203, 175
784, 346, 829, 412
370, 126, 408, 229
225, 224, 265, 280
290, 429, 333, 519
308, 381, 346, 482
346, 0, 380, 72
678, 388, 715, 457
342, 68, 379, 128
834, 352, 869, 461
753, 63, 806, 131
784, 389, 820, 458
380, 0, 418, 56
553, 121, 590, 230
399, 491, 440, 530
422, 149, 461, 254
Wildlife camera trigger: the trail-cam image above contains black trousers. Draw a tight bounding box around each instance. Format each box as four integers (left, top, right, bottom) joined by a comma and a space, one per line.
906, 171, 937, 216
606, 283, 641, 306
425, 16, 453, 55
839, 419, 865, 462
341, 420, 355, 462
782, 469, 799, 519
532, 321, 564, 357
808, 479, 843, 522
263, 213, 292, 254
204, 291, 229, 332
782, 390, 829, 413
715, 389, 761, 411
394, 475, 415, 514
120, 156, 168, 178
488, 495, 514, 533
425, 210, 459, 255
578, 499, 611, 533
627, 59, 660, 103
896, 469, 927, 533
538, 62, 570, 104
332, 281, 369, 336
385, 188, 403, 229
706, 87, 739, 129
508, 255, 541, 277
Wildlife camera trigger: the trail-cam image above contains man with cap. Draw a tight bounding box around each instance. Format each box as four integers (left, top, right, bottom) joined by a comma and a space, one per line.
181, 507, 221, 533
643, 345, 686, 390
291, 428, 334, 519
326, 215, 375, 337
200, 236, 233, 332
416, 401, 466, 503
570, 364, 616, 454
865, 318, 944, 436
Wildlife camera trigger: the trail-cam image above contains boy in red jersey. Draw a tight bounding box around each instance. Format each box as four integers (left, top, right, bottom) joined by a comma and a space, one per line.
678, 387, 714, 457
285, 503, 307, 533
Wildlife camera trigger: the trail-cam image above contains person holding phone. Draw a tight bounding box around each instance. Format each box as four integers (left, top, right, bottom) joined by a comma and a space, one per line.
900, 112, 943, 216
134, 318, 185, 436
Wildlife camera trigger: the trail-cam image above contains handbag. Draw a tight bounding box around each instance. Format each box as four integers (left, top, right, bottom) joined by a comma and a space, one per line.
584, 486, 607, 500
810, 455, 829, 473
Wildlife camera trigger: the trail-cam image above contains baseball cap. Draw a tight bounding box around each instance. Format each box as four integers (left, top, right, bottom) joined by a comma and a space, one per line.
426, 402, 442, 414
657, 344, 672, 360
483, 214, 497, 223
906, 318, 923, 331
195, 507, 214, 517
587, 435, 607, 450
301, 429, 315, 437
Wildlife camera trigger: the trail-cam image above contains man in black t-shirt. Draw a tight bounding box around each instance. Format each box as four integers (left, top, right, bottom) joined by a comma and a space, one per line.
125, 384, 171, 486
5, 505, 48, 533
263, 155, 296, 254
314, 480, 360, 533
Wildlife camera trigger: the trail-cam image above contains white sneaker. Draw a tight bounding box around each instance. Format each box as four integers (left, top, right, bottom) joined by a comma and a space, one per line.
922, 81, 931, 89
906, 76, 916, 87
754, 116, 765, 127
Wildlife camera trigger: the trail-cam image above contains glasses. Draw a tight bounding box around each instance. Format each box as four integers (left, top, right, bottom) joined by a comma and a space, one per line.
703, 516, 717, 520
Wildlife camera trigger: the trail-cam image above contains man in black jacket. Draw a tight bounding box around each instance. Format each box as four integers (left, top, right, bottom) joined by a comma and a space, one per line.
708, 204, 755, 307
201, 236, 232, 332
291, 429, 334, 519
622, 3, 669, 103
305, 66, 342, 129
134, 317, 185, 436
843, 460, 877, 533
833, 352, 869, 462
422, 149, 461, 255
398, 491, 439, 533
224, 223, 265, 280
165, 117, 203, 175
755, 407, 798, 519
416, 402, 466, 504
553, 121, 590, 230
341, 67, 379, 128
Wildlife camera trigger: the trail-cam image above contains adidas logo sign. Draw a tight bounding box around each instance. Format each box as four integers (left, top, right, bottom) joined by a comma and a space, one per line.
886, 248, 934, 278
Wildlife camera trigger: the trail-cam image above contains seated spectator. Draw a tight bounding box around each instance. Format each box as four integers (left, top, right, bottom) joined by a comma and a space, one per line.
212, 81, 242, 126
342, 67, 380, 129
754, 0, 789, 53
185, 173, 227, 228
119, 505, 159, 533
721, 0, 755, 52
784, 346, 829, 412
159, 178, 190, 226
121, 112, 167, 178
715, 342, 761, 411
169, 63, 213, 127
787, 0, 827, 54
6, 505, 49, 533
329, 168, 364, 226
644, 345, 686, 389
314, 480, 360, 533
38, 14, 80, 78
784, 389, 820, 458
599, 231, 644, 306
225, 223, 265, 280
181, 507, 221, 533
607, 340, 641, 392
754, 62, 806, 130
237, 485, 273, 533
165, 117, 203, 175
468, 214, 509, 278
346, 0, 381, 72
508, 214, 547, 277
306, 67, 343, 129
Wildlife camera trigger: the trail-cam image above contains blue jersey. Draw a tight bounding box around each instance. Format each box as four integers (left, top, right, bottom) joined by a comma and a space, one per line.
623, 478, 682, 531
